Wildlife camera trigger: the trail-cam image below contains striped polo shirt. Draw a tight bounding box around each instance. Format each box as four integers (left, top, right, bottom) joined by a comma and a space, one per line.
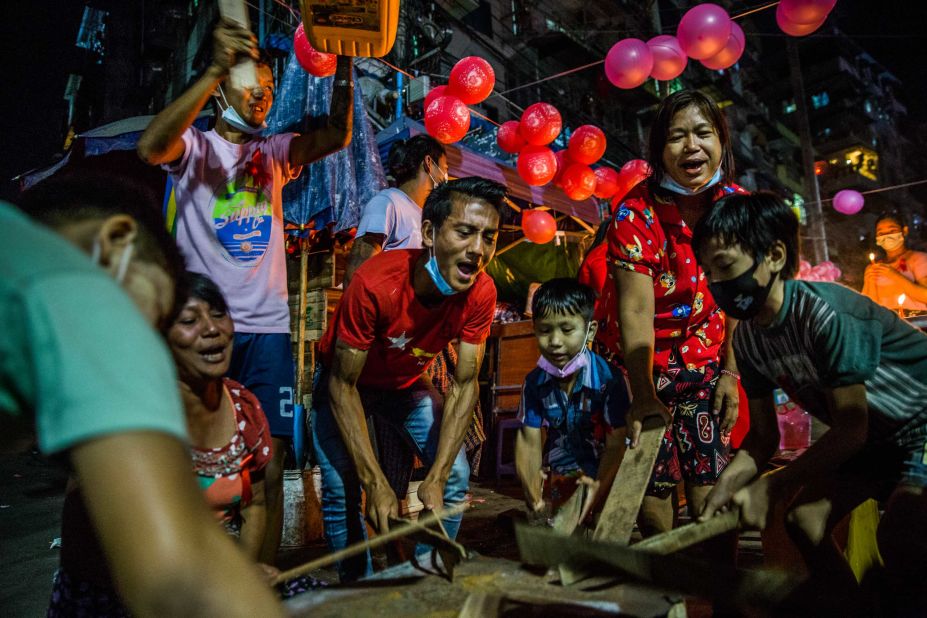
735, 280, 927, 449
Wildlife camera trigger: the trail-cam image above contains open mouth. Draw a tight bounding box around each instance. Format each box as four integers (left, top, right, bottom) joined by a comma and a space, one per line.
198, 344, 227, 363
456, 261, 479, 279
679, 159, 708, 176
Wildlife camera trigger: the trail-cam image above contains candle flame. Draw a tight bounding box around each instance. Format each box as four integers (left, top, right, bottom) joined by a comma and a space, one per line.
899, 294, 906, 306
869, 252, 875, 262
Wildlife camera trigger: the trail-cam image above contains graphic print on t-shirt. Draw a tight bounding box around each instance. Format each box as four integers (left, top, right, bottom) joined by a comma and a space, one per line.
211, 152, 272, 266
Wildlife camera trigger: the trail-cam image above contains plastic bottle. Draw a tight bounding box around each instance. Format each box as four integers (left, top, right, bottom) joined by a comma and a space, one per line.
774, 389, 811, 451
299, 0, 400, 57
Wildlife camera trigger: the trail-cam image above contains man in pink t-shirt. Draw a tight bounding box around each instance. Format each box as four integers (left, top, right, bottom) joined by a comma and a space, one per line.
313, 178, 502, 581
137, 20, 354, 564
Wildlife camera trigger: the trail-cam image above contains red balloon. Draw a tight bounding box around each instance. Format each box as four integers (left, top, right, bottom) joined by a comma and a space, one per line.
560, 163, 597, 201
425, 85, 448, 111
676, 3, 732, 60
522, 210, 557, 244
294, 23, 337, 77
568, 125, 607, 166
424, 96, 471, 144
593, 167, 620, 199
780, 0, 836, 24
516, 145, 558, 186
621, 158, 652, 182
701, 22, 745, 70
647, 35, 688, 81
776, 4, 826, 36
497, 120, 525, 154
519, 103, 562, 146
604, 39, 654, 90
448, 56, 496, 105
552, 149, 571, 187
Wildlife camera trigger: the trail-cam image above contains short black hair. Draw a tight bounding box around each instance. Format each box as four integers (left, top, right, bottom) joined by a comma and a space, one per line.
692, 192, 800, 279
875, 212, 907, 231
18, 171, 185, 283
388, 135, 446, 185
532, 278, 596, 322
422, 177, 506, 230
173, 271, 229, 319
647, 89, 735, 192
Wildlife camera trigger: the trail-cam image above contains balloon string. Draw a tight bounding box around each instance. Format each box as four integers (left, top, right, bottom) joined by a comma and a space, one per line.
496, 60, 606, 96
376, 58, 415, 79
818, 178, 927, 203
469, 108, 501, 127
732, 1, 780, 21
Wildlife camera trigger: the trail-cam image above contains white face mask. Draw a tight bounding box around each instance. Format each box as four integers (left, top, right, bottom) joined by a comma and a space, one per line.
876, 232, 904, 253
217, 85, 267, 135
92, 238, 135, 284
426, 159, 447, 189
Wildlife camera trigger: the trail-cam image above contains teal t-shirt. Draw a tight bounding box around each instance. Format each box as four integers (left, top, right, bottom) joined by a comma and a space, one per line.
0, 202, 188, 454
734, 280, 927, 448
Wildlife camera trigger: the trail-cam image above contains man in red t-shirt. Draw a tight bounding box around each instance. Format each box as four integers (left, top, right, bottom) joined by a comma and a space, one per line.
313, 177, 503, 581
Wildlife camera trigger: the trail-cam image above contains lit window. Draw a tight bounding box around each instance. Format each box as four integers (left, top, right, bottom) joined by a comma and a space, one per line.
811, 91, 830, 109
783, 100, 797, 114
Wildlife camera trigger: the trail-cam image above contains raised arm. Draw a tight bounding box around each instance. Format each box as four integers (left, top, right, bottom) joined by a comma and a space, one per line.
327, 339, 398, 532
417, 341, 484, 511
72, 431, 283, 617
137, 21, 257, 165
613, 266, 671, 447
288, 57, 354, 168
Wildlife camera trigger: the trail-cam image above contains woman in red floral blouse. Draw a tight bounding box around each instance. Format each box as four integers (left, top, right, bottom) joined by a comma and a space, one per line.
601, 90, 746, 539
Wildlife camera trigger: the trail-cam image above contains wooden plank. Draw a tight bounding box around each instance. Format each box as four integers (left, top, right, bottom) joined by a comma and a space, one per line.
458, 593, 504, 618
634, 509, 739, 555
517, 524, 802, 610
593, 415, 666, 544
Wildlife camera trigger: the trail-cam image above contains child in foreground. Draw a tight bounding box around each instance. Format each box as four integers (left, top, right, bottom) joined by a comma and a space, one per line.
693, 192, 927, 614
515, 278, 630, 524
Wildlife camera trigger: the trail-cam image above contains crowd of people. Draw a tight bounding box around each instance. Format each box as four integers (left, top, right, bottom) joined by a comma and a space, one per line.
3, 18, 927, 617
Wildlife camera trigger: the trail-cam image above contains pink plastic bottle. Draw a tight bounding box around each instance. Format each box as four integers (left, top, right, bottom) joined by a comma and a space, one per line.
774, 389, 811, 451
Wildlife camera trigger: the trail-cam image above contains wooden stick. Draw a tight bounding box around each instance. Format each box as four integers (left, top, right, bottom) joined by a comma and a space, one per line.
634, 509, 740, 555
272, 502, 469, 585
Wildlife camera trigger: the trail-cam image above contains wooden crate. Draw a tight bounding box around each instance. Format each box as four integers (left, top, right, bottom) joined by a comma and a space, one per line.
305, 287, 342, 342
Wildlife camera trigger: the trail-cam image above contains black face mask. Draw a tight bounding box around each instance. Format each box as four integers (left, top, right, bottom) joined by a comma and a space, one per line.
708, 259, 776, 320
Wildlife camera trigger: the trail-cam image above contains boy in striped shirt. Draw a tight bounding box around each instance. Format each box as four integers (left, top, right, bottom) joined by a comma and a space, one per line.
693, 193, 927, 614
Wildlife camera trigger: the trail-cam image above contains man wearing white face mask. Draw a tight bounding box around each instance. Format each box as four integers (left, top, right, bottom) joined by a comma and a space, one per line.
137, 19, 355, 564
863, 213, 927, 312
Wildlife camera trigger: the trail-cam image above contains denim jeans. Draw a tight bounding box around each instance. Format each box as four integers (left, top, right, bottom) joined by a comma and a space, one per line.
311, 369, 470, 581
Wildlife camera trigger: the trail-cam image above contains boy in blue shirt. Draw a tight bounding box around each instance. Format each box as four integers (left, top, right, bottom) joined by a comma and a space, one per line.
515, 278, 630, 522
693, 192, 927, 614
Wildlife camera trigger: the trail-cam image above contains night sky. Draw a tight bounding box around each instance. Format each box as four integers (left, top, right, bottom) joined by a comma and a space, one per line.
2, 0, 926, 198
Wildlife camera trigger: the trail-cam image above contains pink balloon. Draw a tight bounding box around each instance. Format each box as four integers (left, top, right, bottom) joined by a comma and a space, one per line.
424, 96, 471, 144
519, 103, 562, 146
497, 120, 525, 154
448, 56, 496, 105
567, 125, 607, 165
294, 23, 337, 77
647, 35, 688, 81
676, 3, 732, 60
780, 0, 836, 24
604, 39, 654, 90
516, 145, 558, 186
833, 189, 864, 215
424, 85, 448, 111
776, 5, 826, 36
701, 22, 745, 70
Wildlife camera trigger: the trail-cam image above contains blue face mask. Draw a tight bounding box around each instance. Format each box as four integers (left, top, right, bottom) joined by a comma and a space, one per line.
218, 86, 266, 135
659, 166, 723, 196
425, 250, 457, 296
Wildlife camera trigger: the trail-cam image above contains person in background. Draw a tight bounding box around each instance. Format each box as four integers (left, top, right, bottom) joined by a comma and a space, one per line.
137, 19, 354, 564
9, 173, 282, 616
601, 90, 744, 542
695, 193, 927, 615
342, 134, 448, 287
515, 279, 629, 524
312, 178, 502, 581
862, 213, 927, 312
